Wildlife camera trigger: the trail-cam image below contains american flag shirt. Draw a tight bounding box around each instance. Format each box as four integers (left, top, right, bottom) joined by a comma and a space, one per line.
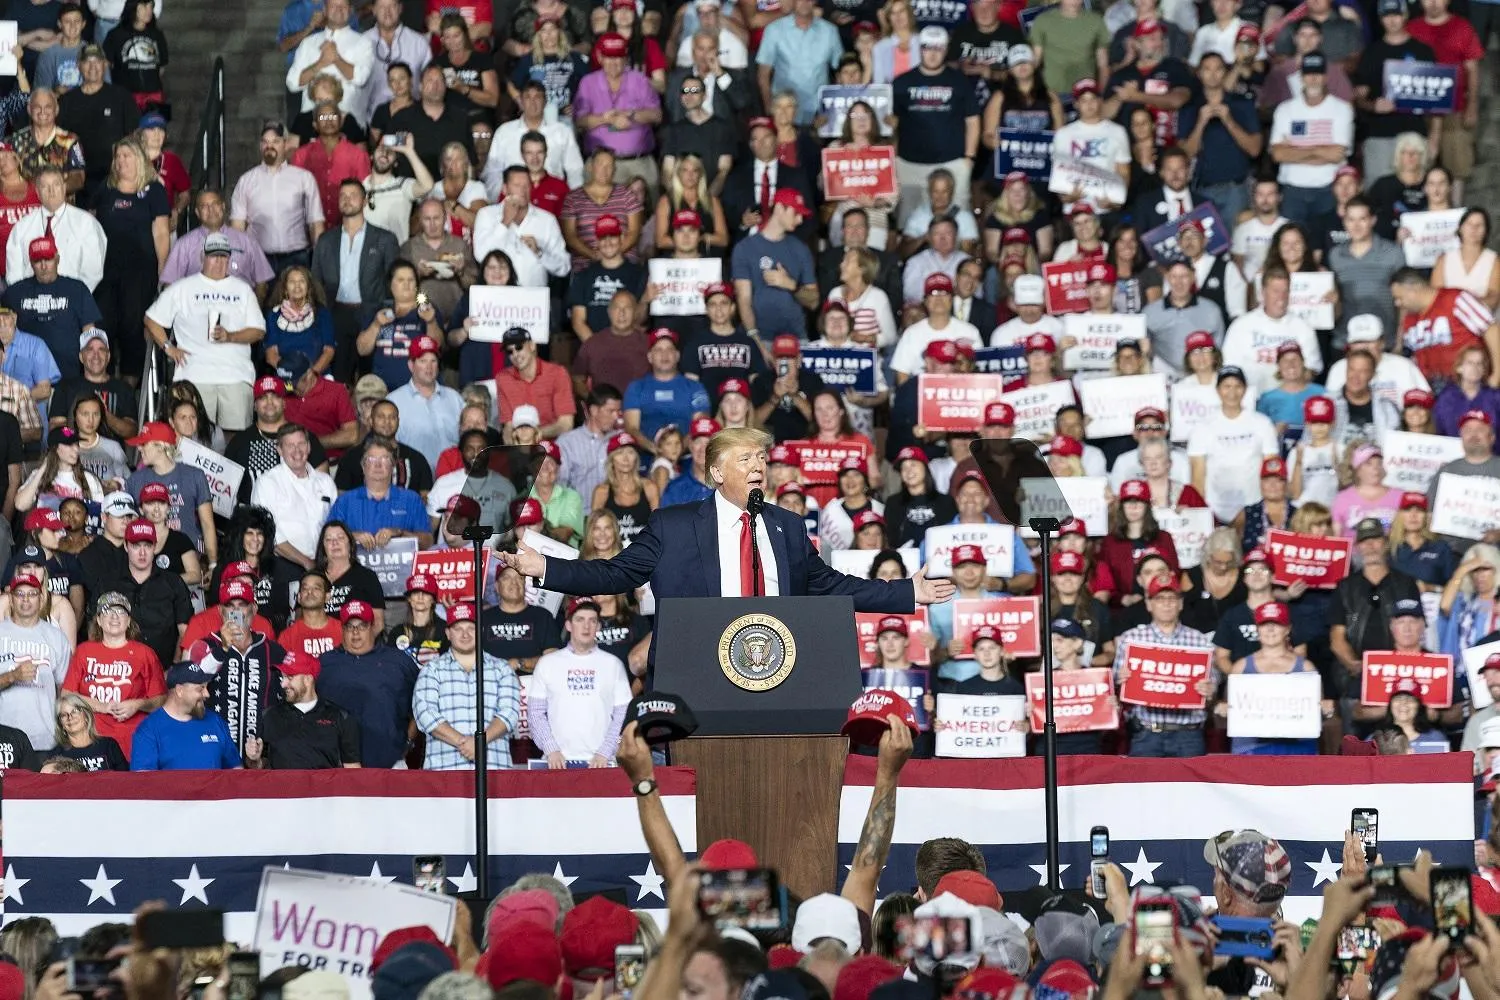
1270, 92, 1353, 190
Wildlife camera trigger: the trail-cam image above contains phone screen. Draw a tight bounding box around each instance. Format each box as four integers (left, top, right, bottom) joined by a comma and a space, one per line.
1091, 828, 1110, 858
1369, 864, 1409, 905
413, 856, 446, 893
696, 868, 783, 932
226, 953, 260, 1000
67, 958, 120, 992
893, 915, 974, 963
1352, 810, 1378, 862
615, 945, 646, 997
1134, 905, 1176, 963
1431, 869, 1473, 943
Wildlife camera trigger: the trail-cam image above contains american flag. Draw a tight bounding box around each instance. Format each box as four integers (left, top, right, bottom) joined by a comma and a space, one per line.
837, 754, 1475, 920
2, 769, 698, 936
1289, 119, 1336, 142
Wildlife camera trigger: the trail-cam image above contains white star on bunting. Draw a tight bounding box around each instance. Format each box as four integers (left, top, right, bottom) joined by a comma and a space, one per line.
4, 865, 28, 906
1028, 863, 1071, 885
81, 865, 122, 906
552, 862, 578, 888
1122, 848, 1164, 886
629, 861, 665, 902
367, 862, 397, 884
447, 863, 478, 894
172, 865, 215, 905
1306, 849, 1342, 887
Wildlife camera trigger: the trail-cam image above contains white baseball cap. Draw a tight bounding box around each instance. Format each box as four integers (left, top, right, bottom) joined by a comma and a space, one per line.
511, 404, 541, 429
1013, 274, 1045, 306
918, 25, 949, 48
1346, 314, 1383, 343
791, 892, 862, 952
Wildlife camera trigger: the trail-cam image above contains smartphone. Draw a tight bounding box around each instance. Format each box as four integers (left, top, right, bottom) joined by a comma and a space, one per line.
1090, 825, 1110, 897
226, 607, 250, 631
381, 134, 400, 147
1352, 809, 1379, 865
65, 957, 120, 992
1133, 899, 1176, 986
614, 944, 646, 998
892, 915, 976, 964
226, 953, 260, 1000
1430, 867, 1473, 944
413, 855, 446, 893
695, 867, 785, 933
776, 357, 792, 379
1336, 926, 1381, 962
1369, 863, 1412, 906
1210, 916, 1275, 960
139, 909, 226, 950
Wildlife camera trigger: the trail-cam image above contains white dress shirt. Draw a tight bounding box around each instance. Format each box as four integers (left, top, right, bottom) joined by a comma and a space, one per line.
674, 30, 748, 69
250, 460, 337, 558
715, 490, 781, 597
482, 118, 586, 198
5, 204, 106, 290
286, 26, 377, 125
471, 202, 569, 287
362, 24, 431, 120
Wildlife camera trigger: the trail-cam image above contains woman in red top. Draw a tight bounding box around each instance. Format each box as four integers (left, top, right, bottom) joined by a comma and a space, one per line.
139, 114, 189, 227
801, 390, 878, 507
0, 144, 37, 257
1092, 479, 1179, 607
62, 593, 166, 762
599, 0, 667, 91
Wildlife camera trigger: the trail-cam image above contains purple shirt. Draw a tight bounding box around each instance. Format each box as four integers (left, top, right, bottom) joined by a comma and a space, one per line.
160, 227, 276, 286
571, 69, 660, 158
1435, 382, 1500, 450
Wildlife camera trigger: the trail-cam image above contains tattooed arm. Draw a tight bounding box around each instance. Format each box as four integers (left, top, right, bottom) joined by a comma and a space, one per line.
617, 721, 690, 883
842, 716, 914, 915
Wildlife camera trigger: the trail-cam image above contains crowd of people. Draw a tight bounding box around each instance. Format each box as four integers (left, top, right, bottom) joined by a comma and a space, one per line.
0, 0, 1485, 772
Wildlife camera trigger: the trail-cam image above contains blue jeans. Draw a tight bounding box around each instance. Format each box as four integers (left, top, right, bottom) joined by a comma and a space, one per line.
1280, 184, 1336, 226
1199, 180, 1249, 234
1130, 728, 1205, 758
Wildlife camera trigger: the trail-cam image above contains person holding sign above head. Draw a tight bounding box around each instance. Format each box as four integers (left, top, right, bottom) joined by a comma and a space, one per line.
1112, 574, 1217, 757
498, 427, 952, 665
1050, 79, 1131, 217
1215, 600, 1327, 755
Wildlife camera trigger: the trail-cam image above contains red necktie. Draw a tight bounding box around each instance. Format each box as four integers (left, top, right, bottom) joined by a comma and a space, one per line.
1174, 197, 1187, 219
739, 512, 764, 597
759, 167, 771, 220
43, 213, 53, 239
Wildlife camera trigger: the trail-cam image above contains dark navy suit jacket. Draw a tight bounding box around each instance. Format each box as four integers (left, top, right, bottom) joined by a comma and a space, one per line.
542, 496, 916, 622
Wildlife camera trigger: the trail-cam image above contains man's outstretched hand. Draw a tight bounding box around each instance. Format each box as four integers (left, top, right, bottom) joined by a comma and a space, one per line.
498, 538, 546, 577
913, 565, 956, 605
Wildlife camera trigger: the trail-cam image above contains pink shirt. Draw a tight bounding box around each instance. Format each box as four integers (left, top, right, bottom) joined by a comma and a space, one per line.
572, 69, 661, 159
1331, 486, 1404, 538
230, 162, 324, 254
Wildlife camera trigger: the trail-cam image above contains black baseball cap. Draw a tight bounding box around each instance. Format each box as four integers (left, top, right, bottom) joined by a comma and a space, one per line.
1391, 598, 1424, 620
625, 692, 699, 745
502, 326, 533, 347
1354, 517, 1386, 542
1301, 50, 1328, 74
1217, 365, 1248, 385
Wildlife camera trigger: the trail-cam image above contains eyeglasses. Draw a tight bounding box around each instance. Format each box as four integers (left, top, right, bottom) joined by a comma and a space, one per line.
506, 344, 528, 354
681, 85, 703, 94
57, 708, 82, 720
1136, 423, 1165, 432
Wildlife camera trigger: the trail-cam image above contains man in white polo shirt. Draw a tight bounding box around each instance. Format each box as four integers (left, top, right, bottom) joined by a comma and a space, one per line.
1323, 314, 1431, 409
529, 598, 633, 768
1220, 265, 1324, 392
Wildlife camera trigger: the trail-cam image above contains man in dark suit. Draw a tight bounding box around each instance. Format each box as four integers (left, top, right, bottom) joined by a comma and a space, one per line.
665, 32, 759, 126
952, 258, 998, 337
720, 118, 818, 247
816, 207, 903, 308
1130, 145, 1206, 236
311, 179, 401, 381
503, 428, 955, 660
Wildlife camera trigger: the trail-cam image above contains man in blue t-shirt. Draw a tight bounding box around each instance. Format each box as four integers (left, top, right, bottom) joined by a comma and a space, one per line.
2, 238, 102, 381
131, 663, 243, 770
729, 188, 818, 341
327, 438, 434, 547
623, 329, 712, 446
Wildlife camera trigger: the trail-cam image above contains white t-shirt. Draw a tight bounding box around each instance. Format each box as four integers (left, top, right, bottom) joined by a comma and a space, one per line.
1269, 94, 1354, 189
990, 313, 1063, 348
1231, 216, 1288, 282
1324, 352, 1431, 411
531, 645, 632, 760
145, 272, 264, 385
1186, 407, 1281, 523
1221, 309, 1324, 392
818, 497, 887, 552
1051, 119, 1130, 212
1189, 18, 1264, 65
363, 174, 423, 244
891, 318, 982, 376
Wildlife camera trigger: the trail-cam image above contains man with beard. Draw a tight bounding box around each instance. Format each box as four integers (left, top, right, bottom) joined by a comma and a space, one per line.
190, 579, 288, 759
426, 428, 517, 532
229, 122, 325, 276
227, 377, 330, 503
317, 600, 420, 768
310, 179, 400, 379
483, 561, 561, 673
362, 133, 432, 244
130, 661, 241, 770
245, 649, 361, 769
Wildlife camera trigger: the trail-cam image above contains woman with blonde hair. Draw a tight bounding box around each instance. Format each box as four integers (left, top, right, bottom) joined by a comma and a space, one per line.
0, 918, 57, 1000
579, 508, 624, 561
1370, 132, 1430, 239
429, 141, 488, 240
92, 136, 169, 377
770, 91, 820, 174
827, 244, 897, 349
870, 0, 918, 83
591, 433, 659, 542
653, 153, 726, 250
982, 170, 1054, 264
51, 692, 128, 771
1439, 542, 1500, 657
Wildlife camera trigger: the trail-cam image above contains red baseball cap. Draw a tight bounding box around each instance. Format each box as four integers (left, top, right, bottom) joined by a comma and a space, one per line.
719, 376, 750, 397
606, 431, 637, 455
1001, 227, 1032, 247
1119, 479, 1150, 502
924, 272, 954, 296
876, 615, 908, 637
1483, 653, 1500, 675
560, 896, 640, 978
702, 281, 735, 302
672, 209, 702, 230
1185, 331, 1216, 353
1072, 78, 1099, 98
219, 579, 255, 604
594, 214, 622, 237
1254, 601, 1290, 626
1133, 16, 1163, 34
594, 32, 628, 57
1025, 332, 1057, 354
512, 497, 545, 527
408, 335, 440, 360
772, 333, 801, 357
126, 421, 176, 448
1391, 677, 1423, 700
1147, 577, 1179, 598
1261, 457, 1287, 479
852, 509, 885, 531
1400, 492, 1429, 511
1058, 519, 1087, 537
254, 375, 286, 398
648, 327, 679, 347
446, 602, 477, 625
1235, 22, 1260, 41
224, 560, 258, 581
690, 417, 721, 439
447, 495, 482, 522
1404, 389, 1437, 409
776, 480, 804, 498
278, 649, 320, 678
1304, 396, 1335, 423
1087, 262, 1117, 285
1002, 170, 1029, 188
748, 116, 775, 133
769, 443, 798, 465
406, 572, 439, 596
934, 870, 1003, 909
340, 600, 374, 623
1275, 340, 1302, 359
839, 454, 869, 477
23, 508, 62, 532
1178, 217, 1206, 236
1334, 164, 1361, 182
8, 574, 41, 592
1244, 547, 1270, 566
842, 689, 918, 747
895, 445, 928, 466
138, 481, 170, 505
1135, 407, 1167, 425
1050, 435, 1083, 458
700, 838, 759, 869
984, 402, 1015, 427
772, 187, 812, 218
971, 624, 1004, 647
537, 439, 562, 463
924, 339, 959, 363
27, 237, 56, 262
124, 519, 155, 544
1051, 550, 1085, 574
1463, 409, 1493, 428
952, 544, 986, 566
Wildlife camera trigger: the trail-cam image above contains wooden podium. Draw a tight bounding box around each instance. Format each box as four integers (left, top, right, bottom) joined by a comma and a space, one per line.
655, 597, 861, 901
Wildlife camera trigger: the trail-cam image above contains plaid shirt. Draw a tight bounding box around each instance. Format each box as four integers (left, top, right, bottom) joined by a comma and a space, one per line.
413, 650, 521, 771
0, 371, 40, 436
1112, 620, 1220, 728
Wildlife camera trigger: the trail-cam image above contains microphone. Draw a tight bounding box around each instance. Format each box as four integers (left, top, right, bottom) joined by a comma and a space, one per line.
746, 488, 764, 518
746, 488, 764, 597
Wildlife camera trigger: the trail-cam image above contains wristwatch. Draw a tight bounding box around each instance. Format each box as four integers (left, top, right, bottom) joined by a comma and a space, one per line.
632, 778, 658, 797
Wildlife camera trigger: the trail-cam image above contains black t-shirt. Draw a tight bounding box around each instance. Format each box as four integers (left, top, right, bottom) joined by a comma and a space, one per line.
566, 260, 647, 336
954, 673, 1025, 695
431, 51, 492, 123
1346, 396, 1374, 427
4, 550, 86, 603
51, 375, 137, 433
1180, 565, 1249, 634
2, 276, 104, 380
482, 604, 562, 661
78, 536, 128, 602
57, 86, 141, 180
0, 410, 23, 505
597, 612, 650, 665
91, 182, 169, 267
892, 66, 979, 163
103, 23, 168, 93
680, 327, 772, 400
155, 529, 195, 579
225, 425, 329, 502
1369, 174, 1428, 240
389, 101, 476, 177
53, 736, 129, 771
383, 619, 448, 667
324, 564, 387, 617
335, 437, 434, 493
1107, 57, 1198, 145
0, 722, 35, 770
751, 367, 829, 443
1354, 37, 1437, 140
1056, 596, 1115, 652
661, 114, 736, 171
884, 489, 958, 548
1309, 208, 1351, 260
260, 696, 362, 768
949, 21, 1025, 104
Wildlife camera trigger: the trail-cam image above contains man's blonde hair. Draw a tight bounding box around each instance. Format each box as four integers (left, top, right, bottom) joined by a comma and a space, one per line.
705, 427, 773, 483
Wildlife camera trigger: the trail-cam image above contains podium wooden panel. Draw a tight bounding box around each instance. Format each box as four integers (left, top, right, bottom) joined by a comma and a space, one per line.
673, 734, 847, 900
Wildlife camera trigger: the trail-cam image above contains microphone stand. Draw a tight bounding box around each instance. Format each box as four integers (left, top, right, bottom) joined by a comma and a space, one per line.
747, 488, 764, 597
1030, 516, 1062, 891
462, 522, 494, 897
